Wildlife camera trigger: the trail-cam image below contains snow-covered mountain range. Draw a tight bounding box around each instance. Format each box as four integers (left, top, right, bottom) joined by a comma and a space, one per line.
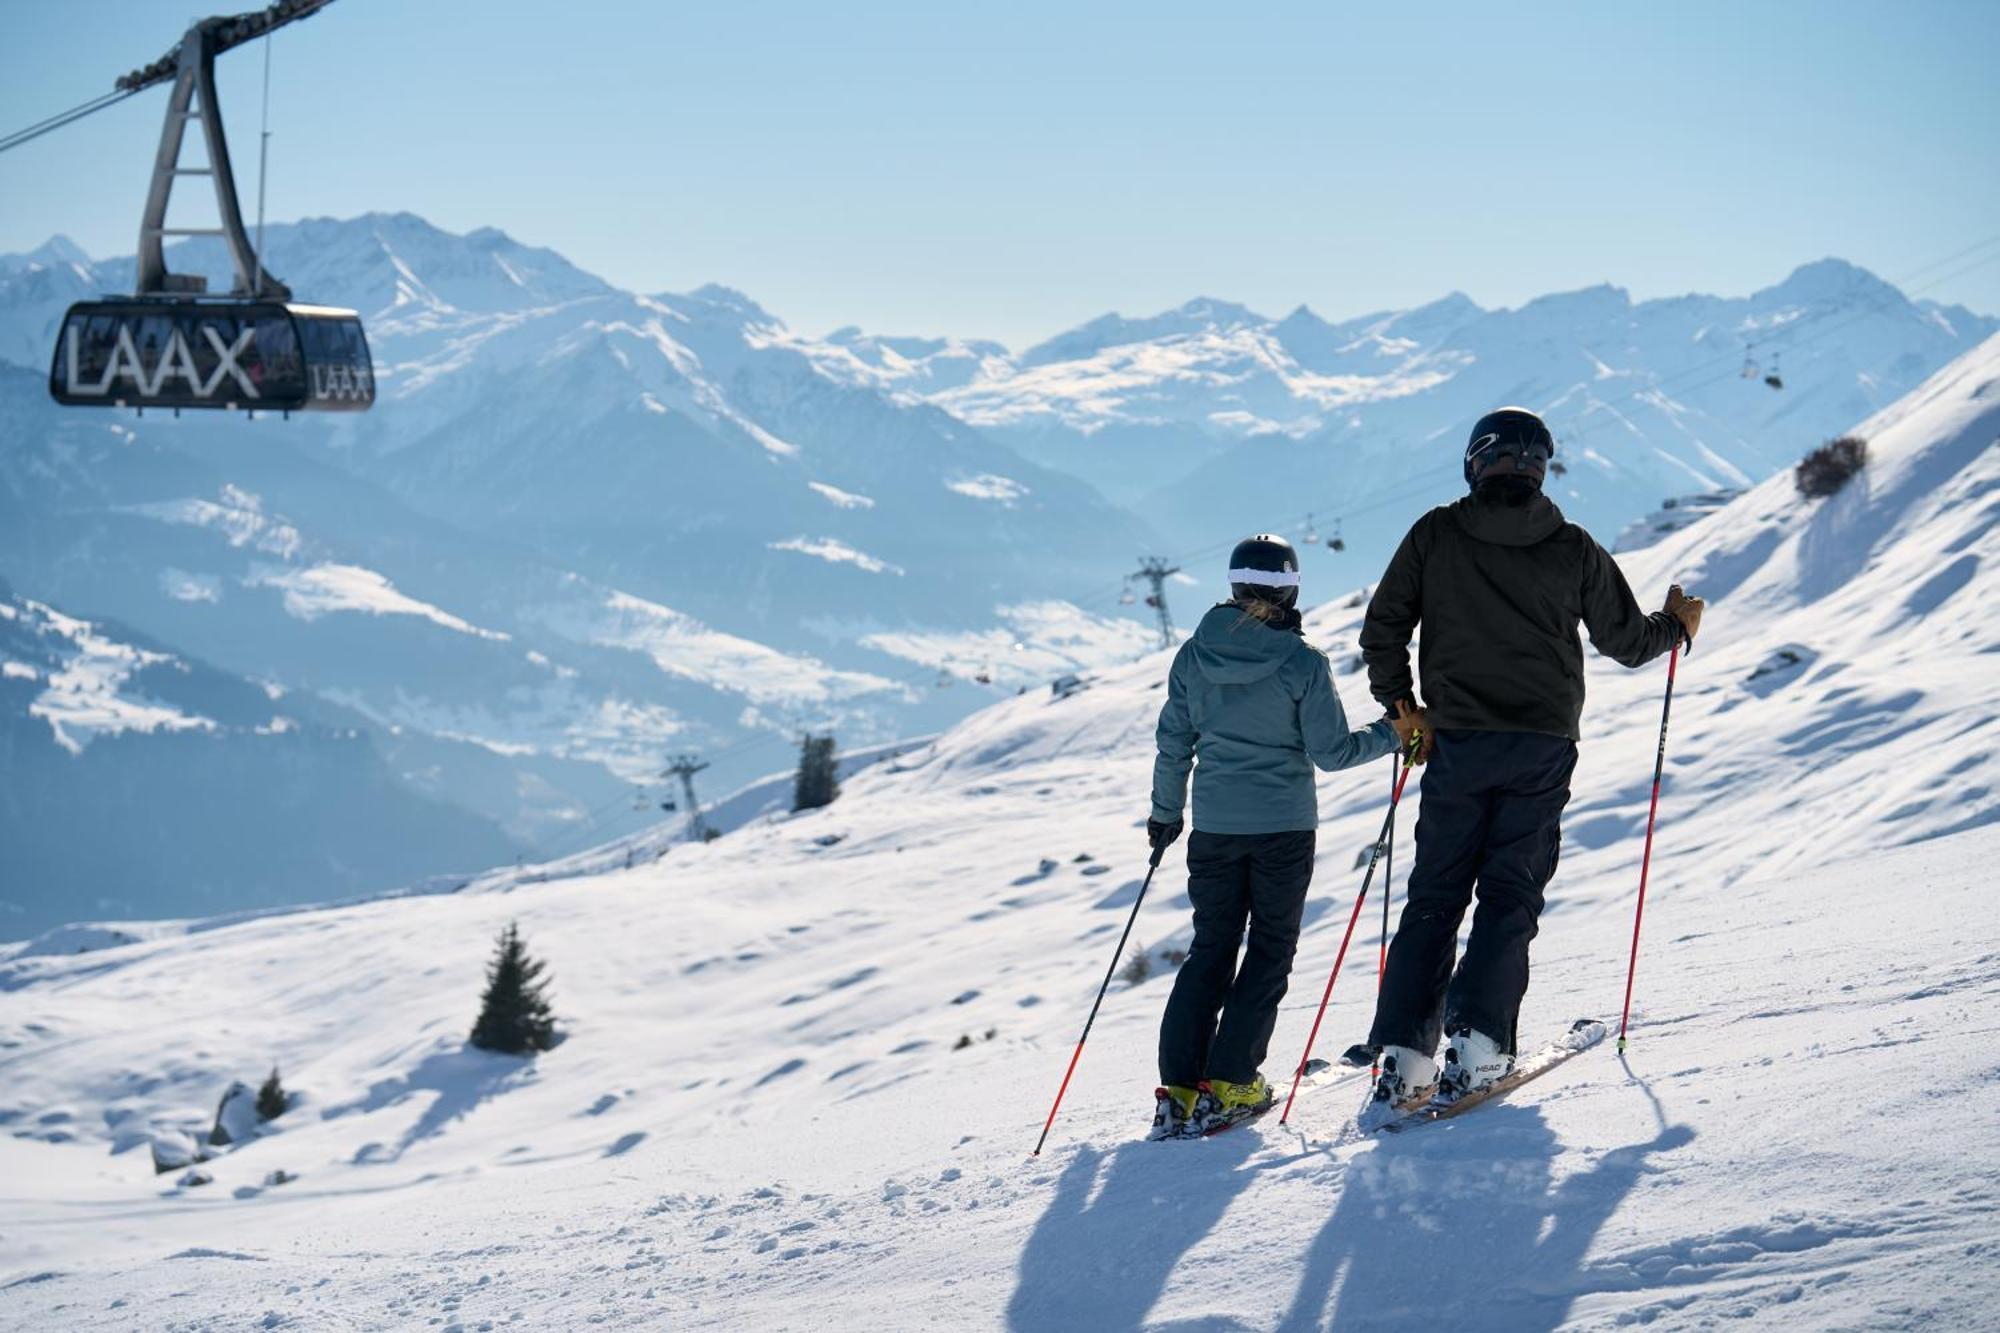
0, 575, 518, 935
1, 326, 1993, 1327
0, 219, 1165, 913
827, 265, 1994, 568
1, 214, 1991, 932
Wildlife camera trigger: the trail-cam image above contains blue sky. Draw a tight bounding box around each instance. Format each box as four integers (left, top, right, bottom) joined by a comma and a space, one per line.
3, 1, 1995, 346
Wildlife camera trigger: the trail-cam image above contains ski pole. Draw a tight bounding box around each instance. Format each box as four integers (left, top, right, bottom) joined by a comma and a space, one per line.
1617, 640, 1682, 1054
1031, 840, 1167, 1156
1373, 752, 1396, 1080
1380, 752, 1395, 987
1281, 738, 1420, 1125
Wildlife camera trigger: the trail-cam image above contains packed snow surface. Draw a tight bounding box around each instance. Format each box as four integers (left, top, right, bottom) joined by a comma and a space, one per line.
1, 338, 1996, 1327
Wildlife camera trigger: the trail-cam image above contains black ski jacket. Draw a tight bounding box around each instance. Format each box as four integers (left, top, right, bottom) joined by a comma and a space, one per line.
1360, 492, 1681, 739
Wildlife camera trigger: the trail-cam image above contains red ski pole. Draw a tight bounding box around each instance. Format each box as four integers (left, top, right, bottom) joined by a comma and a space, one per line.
1380, 752, 1395, 989
1374, 754, 1396, 1080
1281, 740, 1419, 1125
1031, 841, 1167, 1155
1617, 640, 1682, 1054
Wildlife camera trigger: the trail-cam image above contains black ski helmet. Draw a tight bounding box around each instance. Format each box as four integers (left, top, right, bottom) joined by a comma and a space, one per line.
1227, 533, 1300, 609
1464, 406, 1555, 488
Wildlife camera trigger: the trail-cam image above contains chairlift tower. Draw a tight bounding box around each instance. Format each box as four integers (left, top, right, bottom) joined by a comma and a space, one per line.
1130, 557, 1181, 651
663, 755, 712, 843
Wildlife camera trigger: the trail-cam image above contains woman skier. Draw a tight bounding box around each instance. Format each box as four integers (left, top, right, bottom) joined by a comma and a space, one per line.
1146, 534, 1409, 1138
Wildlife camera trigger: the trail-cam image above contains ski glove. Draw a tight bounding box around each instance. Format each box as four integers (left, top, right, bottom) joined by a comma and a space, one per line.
1388, 698, 1433, 765
1147, 818, 1184, 851
1663, 583, 1705, 648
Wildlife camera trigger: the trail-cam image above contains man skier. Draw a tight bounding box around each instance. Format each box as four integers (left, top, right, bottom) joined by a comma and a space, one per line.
1357, 406, 1704, 1127
1146, 535, 1400, 1138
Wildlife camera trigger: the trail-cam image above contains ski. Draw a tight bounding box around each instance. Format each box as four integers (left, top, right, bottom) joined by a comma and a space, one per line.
1375, 1018, 1605, 1134
1302, 1055, 1367, 1086
1337, 1041, 1378, 1069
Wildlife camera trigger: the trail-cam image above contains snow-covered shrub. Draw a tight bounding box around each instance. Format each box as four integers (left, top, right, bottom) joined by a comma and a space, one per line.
469, 922, 558, 1055
1795, 436, 1868, 498
1120, 941, 1153, 986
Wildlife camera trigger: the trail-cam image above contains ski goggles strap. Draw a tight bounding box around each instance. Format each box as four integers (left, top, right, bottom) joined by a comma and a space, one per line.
1228, 567, 1300, 587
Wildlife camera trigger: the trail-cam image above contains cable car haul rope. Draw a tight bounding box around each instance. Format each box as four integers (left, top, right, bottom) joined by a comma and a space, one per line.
16, 0, 371, 416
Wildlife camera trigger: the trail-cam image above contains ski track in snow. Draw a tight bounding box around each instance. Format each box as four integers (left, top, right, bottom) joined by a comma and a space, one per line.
1, 340, 1998, 1328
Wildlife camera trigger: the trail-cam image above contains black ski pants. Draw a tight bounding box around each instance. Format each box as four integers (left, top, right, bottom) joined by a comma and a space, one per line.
1158, 828, 1315, 1087
1368, 730, 1576, 1057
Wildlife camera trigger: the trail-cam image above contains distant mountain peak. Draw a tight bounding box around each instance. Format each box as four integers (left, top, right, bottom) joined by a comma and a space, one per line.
1764, 257, 1899, 306
0, 234, 92, 274
676, 283, 783, 329
1018, 295, 1271, 367
32, 234, 89, 266
1170, 295, 1268, 327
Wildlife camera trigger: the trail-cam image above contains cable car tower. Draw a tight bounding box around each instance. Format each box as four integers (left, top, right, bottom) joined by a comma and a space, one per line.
41, 0, 374, 415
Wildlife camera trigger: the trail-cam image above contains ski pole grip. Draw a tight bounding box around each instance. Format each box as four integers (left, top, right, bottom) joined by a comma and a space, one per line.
1148, 841, 1166, 868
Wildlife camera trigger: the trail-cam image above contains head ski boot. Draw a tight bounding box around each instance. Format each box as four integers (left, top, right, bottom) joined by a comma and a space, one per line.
1357, 1045, 1438, 1131
1149, 1085, 1200, 1140
1440, 1026, 1514, 1100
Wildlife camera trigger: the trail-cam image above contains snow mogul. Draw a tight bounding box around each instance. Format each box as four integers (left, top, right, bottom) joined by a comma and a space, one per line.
1355, 406, 1705, 1128
1146, 534, 1400, 1138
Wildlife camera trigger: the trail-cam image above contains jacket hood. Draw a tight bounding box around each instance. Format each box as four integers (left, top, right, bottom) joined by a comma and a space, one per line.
1447, 491, 1566, 548
1189, 603, 1302, 685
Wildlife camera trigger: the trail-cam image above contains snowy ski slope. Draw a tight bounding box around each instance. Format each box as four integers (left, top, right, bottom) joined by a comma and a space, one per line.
0, 336, 1995, 1328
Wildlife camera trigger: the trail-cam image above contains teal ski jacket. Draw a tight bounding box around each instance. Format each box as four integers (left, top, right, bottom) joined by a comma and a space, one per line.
1151, 604, 1397, 835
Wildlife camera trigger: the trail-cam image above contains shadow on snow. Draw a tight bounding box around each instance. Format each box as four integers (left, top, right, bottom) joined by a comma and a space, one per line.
1277, 1106, 1695, 1332
320, 1044, 536, 1161
1007, 1130, 1269, 1332
1007, 1101, 1694, 1332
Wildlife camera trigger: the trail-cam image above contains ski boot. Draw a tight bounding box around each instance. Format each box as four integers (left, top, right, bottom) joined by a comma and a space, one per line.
1439, 1026, 1514, 1101
1357, 1045, 1437, 1131
1187, 1074, 1273, 1135
1149, 1085, 1200, 1140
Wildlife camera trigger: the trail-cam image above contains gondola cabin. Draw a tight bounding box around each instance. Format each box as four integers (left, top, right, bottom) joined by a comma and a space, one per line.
48, 300, 373, 414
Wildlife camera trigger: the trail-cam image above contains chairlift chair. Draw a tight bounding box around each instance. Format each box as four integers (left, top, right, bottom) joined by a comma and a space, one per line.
1303, 513, 1321, 545
1327, 518, 1345, 553
1764, 353, 1784, 391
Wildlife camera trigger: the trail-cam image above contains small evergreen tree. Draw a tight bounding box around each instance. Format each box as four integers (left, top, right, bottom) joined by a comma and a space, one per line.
469, 921, 558, 1055
1120, 940, 1153, 986
792, 733, 841, 812
256, 1067, 288, 1121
